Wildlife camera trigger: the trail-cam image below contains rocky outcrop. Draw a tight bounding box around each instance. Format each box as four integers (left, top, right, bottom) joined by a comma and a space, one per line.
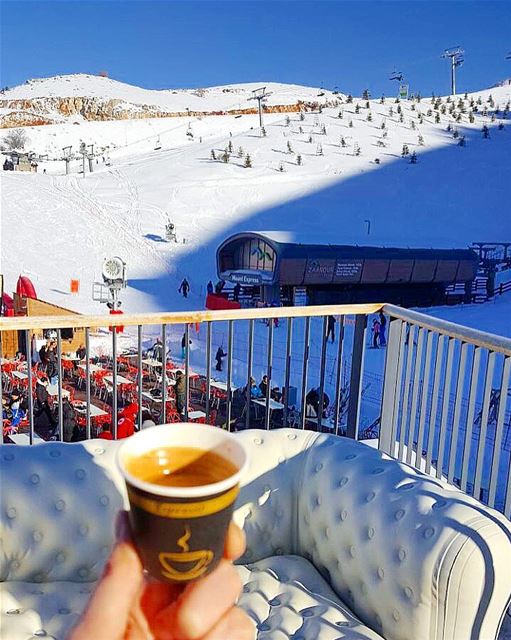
0, 96, 342, 129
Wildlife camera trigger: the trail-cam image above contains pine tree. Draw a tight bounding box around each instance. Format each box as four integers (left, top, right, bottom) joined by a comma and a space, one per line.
380, 95, 385, 104
410, 120, 416, 130
452, 128, 459, 139
482, 124, 490, 138
354, 143, 361, 156
376, 139, 386, 147
355, 104, 360, 114
316, 143, 323, 156
418, 114, 424, 125
285, 115, 291, 127
435, 112, 440, 124
409, 151, 417, 164
365, 100, 370, 109
374, 158, 381, 164
244, 153, 252, 168
366, 112, 372, 122
210, 149, 216, 160
498, 122, 505, 130
464, 92, 468, 100
237, 146, 244, 158
300, 111, 305, 121
388, 106, 394, 117
228, 140, 233, 153
299, 126, 303, 134
446, 123, 452, 132
469, 111, 475, 123
395, 97, 400, 104
427, 108, 433, 117
382, 130, 388, 138
456, 113, 462, 123
261, 127, 267, 137
296, 154, 302, 166
418, 134, 425, 146
308, 135, 313, 143
287, 140, 293, 154
222, 150, 230, 163
362, 89, 370, 100
380, 120, 386, 129
349, 120, 354, 128
337, 109, 343, 119
399, 113, 404, 123
401, 144, 410, 157
340, 136, 346, 147
397, 105, 402, 114
458, 135, 466, 147
321, 124, 327, 135
346, 94, 353, 103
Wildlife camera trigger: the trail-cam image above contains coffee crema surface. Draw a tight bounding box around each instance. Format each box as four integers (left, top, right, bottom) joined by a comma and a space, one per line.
126, 447, 238, 487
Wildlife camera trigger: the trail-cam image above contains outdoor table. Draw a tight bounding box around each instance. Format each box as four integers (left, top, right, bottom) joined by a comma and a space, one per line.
141, 391, 163, 405
104, 374, 133, 385
12, 371, 28, 380
142, 359, 162, 368
210, 380, 228, 392
47, 385, 71, 398
188, 410, 206, 422
62, 355, 81, 362
73, 403, 109, 418
252, 397, 284, 422
8, 433, 45, 445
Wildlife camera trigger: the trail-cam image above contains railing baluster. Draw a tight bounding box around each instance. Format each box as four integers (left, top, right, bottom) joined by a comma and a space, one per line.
317, 316, 328, 432
24, 329, 34, 445
112, 327, 118, 439
333, 316, 345, 436
184, 323, 189, 421
460, 347, 481, 493
283, 317, 293, 427
406, 327, 425, 465
447, 342, 468, 484
226, 320, 234, 431
473, 351, 496, 501
300, 317, 311, 430
85, 328, 91, 440
379, 318, 404, 455
488, 356, 511, 508
346, 314, 367, 440
398, 324, 416, 461
205, 322, 212, 422
162, 324, 168, 423
137, 325, 142, 431
416, 331, 434, 462
436, 338, 456, 479
245, 320, 254, 430
0, 332, 3, 430
264, 319, 274, 431
425, 335, 445, 474
56, 329, 63, 442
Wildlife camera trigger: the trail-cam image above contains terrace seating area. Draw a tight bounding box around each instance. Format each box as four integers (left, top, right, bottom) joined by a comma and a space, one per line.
1, 429, 511, 640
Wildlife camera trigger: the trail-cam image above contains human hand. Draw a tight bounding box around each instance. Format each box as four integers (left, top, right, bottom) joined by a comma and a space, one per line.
70, 514, 253, 640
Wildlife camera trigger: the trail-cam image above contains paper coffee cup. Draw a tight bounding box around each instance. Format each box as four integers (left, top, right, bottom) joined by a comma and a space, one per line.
117, 423, 247, 584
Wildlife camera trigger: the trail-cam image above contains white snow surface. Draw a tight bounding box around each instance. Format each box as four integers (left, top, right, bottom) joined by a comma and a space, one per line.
1, 77, 510, 340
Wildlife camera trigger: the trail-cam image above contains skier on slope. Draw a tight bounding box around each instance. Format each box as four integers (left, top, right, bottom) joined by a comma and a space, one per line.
215, 346, 227, 372
178, 278, 190, 298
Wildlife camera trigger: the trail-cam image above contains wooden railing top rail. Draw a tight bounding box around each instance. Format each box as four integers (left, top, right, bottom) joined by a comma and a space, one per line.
0, 303, 384, 331
383, 303, 511, 356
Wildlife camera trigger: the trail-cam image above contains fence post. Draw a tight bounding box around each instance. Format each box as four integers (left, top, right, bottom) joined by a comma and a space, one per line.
346, 314, 367, 439
379, 318, 404, 454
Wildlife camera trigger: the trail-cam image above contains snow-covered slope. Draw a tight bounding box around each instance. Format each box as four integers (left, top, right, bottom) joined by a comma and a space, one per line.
1, 78, 510, 337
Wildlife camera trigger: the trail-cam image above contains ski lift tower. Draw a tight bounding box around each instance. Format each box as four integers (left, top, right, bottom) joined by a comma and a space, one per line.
442, 47, 464, 96
62, 145, 72, 175
248, 87, 271, 129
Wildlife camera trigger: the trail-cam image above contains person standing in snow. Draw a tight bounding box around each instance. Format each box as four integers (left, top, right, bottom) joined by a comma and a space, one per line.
215, 346, 227, 372
327, 315, 336, 343
207, 280, 214, 295
378, 311, 387, 347
178, 278, 190, 298
372, 318, 381, 349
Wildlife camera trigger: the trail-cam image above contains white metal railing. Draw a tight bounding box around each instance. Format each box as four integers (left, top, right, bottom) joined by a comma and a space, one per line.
1, 302, 510, 517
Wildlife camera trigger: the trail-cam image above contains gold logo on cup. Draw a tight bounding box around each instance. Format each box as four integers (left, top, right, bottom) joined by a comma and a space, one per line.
158, 526, 214, 581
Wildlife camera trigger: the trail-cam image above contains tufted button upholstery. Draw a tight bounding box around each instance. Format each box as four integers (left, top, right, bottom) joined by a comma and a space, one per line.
1, 430, 511, 640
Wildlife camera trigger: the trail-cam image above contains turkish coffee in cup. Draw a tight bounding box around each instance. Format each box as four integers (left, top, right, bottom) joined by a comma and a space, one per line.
117, 423, 247, 584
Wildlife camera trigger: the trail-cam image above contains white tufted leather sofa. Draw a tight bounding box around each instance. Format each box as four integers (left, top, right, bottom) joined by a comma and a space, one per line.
1, 429, 511, 640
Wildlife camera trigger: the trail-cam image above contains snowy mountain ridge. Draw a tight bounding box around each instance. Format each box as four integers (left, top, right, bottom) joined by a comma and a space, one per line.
0, 74, 342, 128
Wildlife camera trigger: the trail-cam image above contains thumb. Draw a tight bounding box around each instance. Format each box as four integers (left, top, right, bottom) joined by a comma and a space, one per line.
69, 542, 144, 640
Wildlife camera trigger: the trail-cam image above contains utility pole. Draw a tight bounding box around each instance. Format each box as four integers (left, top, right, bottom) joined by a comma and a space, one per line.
87, 144, 94, 173
441, 47, 464, 96
248, 87, 271, 130
62, 146, 72, 175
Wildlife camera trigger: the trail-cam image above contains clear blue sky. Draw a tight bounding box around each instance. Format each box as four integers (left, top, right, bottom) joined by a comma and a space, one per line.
1, 1, 510, 96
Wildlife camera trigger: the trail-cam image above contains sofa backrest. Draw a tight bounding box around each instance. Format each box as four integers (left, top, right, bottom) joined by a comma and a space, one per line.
0, 441, 127, 582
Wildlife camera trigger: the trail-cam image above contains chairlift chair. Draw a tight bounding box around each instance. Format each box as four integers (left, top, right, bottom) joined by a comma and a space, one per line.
154, 136, 162, 151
